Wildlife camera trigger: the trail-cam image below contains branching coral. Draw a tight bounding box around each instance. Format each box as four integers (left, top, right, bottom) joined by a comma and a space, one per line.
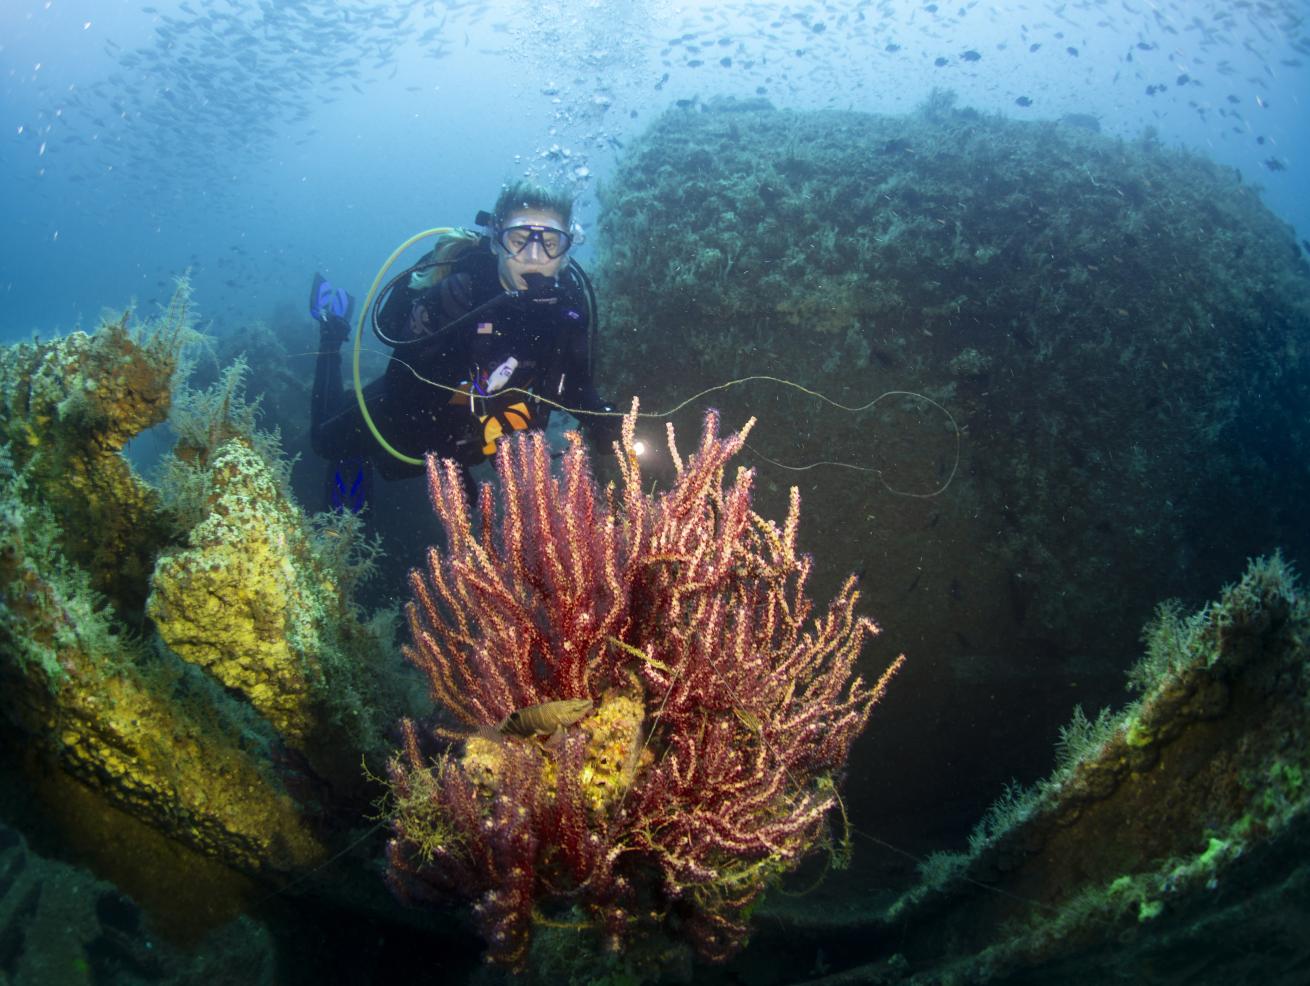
385, 402, 902, 968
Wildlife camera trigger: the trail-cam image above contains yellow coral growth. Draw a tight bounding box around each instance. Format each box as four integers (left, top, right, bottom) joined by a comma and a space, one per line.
0, 293, 383, 879
0, 499, 322, 874
0, 318, 176, 456
147, 438, 342, 745
576, 687, 647, 815
458, 685, 649, 816
43, 659, 325, 874
0, 316, 179, 614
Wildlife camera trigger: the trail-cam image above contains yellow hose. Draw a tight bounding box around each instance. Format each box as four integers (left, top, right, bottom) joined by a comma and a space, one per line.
351, 228, 457, 468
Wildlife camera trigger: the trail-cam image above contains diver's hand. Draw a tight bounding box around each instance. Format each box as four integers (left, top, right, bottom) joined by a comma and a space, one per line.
318, 311, 351, 348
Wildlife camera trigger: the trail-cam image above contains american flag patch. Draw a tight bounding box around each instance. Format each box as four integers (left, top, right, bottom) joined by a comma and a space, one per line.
477, 322, 494, 334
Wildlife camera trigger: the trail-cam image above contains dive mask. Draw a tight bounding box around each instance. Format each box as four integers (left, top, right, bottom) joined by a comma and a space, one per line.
496, 223, 573, 259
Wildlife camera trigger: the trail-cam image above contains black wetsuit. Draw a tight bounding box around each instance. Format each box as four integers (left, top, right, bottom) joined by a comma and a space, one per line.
311, 240, 618, 486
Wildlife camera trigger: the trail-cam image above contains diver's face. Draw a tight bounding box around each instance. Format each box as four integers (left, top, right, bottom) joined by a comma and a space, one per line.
494, 208, 570, 290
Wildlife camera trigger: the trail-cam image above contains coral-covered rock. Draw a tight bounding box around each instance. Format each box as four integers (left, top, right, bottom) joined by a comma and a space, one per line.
0, 468, 323, 875
0, 313, 179, 616
801, 555, 1310, 983
149, 438, 341, 744
597, 98, 1310, 678
0, 294, 402, 884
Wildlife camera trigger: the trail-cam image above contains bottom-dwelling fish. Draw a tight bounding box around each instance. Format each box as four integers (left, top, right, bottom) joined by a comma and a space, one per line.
497, 698, 594, 741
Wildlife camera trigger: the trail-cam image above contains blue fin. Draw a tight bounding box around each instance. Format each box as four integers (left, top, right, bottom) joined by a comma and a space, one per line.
327, 457, 371, 514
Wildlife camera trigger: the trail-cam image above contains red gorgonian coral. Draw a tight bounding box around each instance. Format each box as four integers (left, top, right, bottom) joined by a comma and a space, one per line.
385, 401, 902, 968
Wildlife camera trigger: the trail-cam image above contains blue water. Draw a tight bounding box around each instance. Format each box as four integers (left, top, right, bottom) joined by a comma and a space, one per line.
1, 0, 1306, 339
2, 4, 1310, 981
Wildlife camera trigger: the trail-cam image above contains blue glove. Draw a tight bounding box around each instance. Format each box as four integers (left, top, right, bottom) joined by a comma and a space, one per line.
310, 274, 354, 319
310, 273, 354, 347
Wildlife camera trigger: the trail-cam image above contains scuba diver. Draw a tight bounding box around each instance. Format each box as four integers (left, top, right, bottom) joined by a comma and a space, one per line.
309, 180, 620, 512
